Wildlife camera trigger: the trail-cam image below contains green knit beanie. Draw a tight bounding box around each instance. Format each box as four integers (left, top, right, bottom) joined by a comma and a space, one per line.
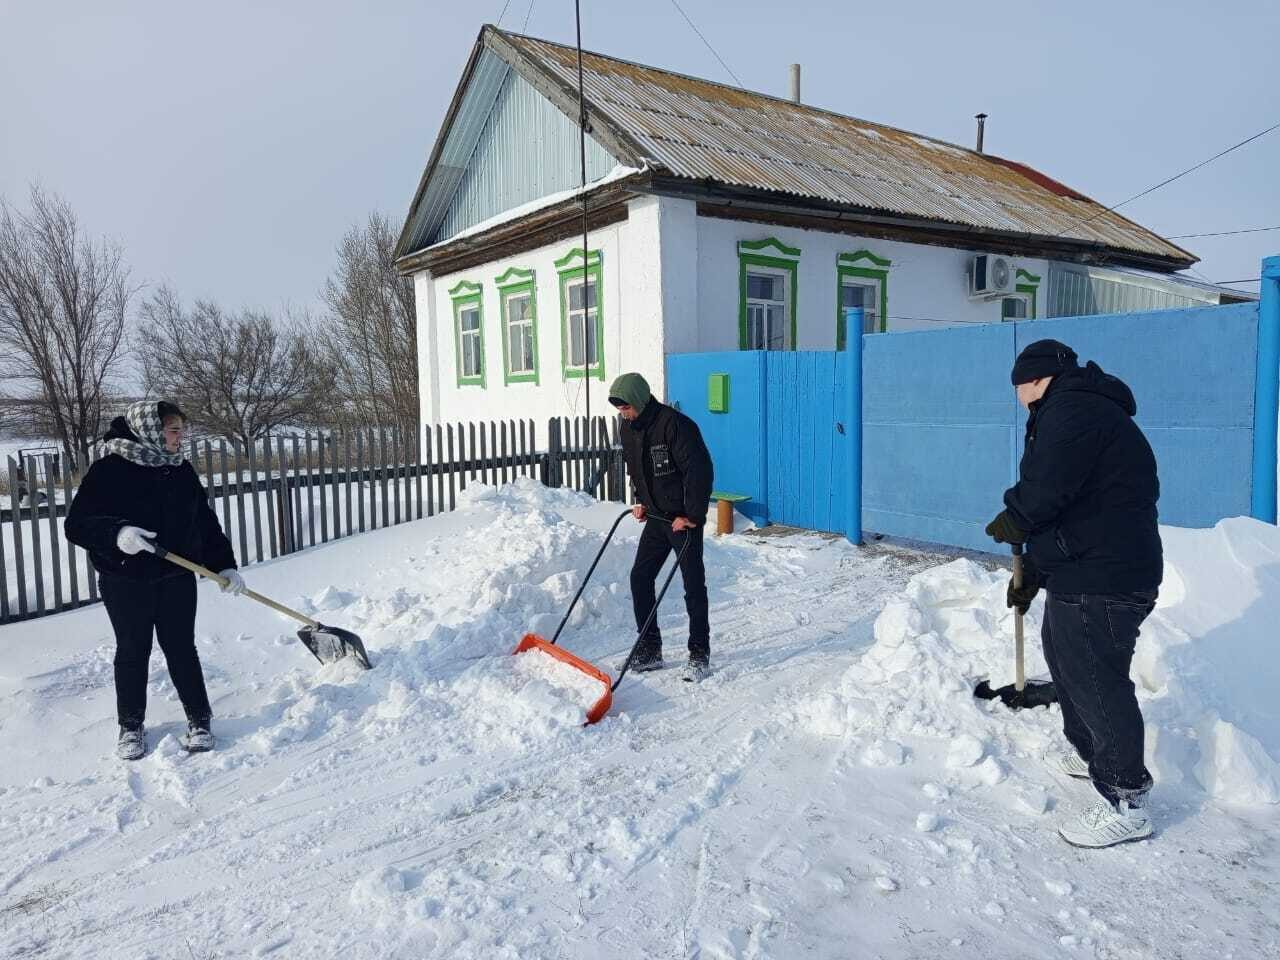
608, 372, 651, 413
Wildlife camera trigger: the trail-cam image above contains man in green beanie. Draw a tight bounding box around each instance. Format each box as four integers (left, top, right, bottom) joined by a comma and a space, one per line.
609, 372, 715, 681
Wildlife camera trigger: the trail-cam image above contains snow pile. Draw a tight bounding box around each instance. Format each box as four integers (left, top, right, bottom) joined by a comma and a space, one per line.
805, 517, 1280, 806
4, 480, 1280, 958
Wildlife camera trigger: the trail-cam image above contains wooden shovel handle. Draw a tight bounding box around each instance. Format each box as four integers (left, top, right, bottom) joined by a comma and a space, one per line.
1012, 544, 1026, 692
154, 547, 321, 629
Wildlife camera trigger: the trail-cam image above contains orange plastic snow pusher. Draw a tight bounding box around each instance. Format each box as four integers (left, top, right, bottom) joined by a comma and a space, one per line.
513, 509, 691, 726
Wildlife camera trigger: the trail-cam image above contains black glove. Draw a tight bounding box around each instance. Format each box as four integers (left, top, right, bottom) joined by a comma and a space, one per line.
1007, 556, 1042, 614
985, 509, 1027, 545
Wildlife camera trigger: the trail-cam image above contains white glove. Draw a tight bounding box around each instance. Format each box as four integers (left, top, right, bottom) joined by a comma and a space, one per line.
116, 526, 157, 555
218, 569, 246, 596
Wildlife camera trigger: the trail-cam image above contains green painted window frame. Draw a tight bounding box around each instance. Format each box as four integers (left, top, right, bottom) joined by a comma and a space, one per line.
495, 267, 539, 386
555, 247, 606, 381
738, 237, 800, 351
449, 279, 486, 389
1015, 268, 1042, 320
836, 250, 891, 346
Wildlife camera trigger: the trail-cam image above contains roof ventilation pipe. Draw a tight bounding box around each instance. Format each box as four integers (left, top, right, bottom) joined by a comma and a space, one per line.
790, 64, 800, 104
975, 113, 987, 153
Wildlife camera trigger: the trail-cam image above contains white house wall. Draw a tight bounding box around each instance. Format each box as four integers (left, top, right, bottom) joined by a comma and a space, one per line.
694, 215, 1052, 349
417, 199, 674, 427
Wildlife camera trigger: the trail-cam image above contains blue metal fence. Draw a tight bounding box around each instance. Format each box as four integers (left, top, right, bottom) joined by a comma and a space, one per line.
667, 272, 1278, 554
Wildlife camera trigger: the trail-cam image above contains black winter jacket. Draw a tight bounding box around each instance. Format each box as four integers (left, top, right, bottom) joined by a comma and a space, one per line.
1004, 362, 1162, 594
65, 418, 237, 582
620, 401, 714, 524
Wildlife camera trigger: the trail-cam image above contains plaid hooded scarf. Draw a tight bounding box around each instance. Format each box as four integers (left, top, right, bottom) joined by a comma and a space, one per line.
93, 401, 186, 468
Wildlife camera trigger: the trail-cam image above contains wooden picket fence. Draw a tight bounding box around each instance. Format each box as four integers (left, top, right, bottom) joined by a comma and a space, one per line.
1, 416, 627, 625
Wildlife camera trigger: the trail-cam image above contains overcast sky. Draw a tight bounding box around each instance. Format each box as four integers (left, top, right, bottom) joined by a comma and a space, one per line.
2, 0, 1276, 316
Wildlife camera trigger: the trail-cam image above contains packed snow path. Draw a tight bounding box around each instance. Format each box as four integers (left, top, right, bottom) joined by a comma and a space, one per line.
1, 482, 1277, 958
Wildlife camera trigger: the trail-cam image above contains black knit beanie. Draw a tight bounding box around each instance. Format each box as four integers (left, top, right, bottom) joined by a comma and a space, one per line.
1011, 339, 1078, 386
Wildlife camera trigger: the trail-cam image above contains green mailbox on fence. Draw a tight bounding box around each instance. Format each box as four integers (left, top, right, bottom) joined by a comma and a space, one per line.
707, 373, 729, 413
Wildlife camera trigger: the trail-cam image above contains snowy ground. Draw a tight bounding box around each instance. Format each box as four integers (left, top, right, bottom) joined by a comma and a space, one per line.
1, 481, 1277, 959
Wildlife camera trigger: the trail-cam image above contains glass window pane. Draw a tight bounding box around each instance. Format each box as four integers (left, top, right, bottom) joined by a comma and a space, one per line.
570, 314, 584, 366
521, 328, 535, 371
569, 283, 585, 311
1002, 297, 1027, 321
460, 306, 479, 332
507, 294, 530, 324
585, 280, 597, 310
767, 304, 785, 350
747, 273, 780, 301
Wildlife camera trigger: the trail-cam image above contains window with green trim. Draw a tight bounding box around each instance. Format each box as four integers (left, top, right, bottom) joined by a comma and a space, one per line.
556, 248, 605, 380
1015, 268, 1041, 320
449, 280, 485, 388
836, 250, 891, 346
495, 267, 538, 385
738, 238, 799, 351
1001, 295, 1030, 322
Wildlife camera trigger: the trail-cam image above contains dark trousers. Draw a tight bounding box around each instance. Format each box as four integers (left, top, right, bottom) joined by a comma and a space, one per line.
100, 573, 211, 729
1041, 589, 1157, 807
630, 520, 710, 661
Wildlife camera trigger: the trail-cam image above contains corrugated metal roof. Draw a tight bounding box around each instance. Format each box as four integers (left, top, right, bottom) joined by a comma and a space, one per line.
495, 31, 1194, 266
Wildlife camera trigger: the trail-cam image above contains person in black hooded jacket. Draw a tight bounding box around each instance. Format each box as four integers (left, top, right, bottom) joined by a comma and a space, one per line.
65, 400, 246, 760
985, 339, 1162, 849
609, 372, 714, 680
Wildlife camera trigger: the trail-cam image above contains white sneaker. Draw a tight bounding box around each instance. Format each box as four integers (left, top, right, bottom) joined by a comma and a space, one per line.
182, 721, 214, 753
117, 725, 146, 761
681, 658, 711, 683
1058, 800, 1152, 848
1059, 752, 1091, 780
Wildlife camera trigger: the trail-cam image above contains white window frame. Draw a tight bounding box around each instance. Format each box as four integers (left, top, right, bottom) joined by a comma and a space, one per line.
565, 276, 600, 369
745, 267, 790, 351
1001, 294, 1031, 322
840, 277, 882, 336
459, 304, 483, 378
503, 290, 536, 376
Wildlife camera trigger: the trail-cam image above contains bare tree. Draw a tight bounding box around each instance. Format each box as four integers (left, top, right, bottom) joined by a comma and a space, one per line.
0, 186, 135, 462
317, 212, 418, 432
135, 285, 322, 446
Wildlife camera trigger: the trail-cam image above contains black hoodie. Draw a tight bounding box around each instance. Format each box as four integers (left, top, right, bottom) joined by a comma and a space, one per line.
65, 417, 237, 583
1004, 361, 1162, 594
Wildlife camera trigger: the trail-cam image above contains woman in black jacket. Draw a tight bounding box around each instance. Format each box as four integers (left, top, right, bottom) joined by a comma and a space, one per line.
65, 401, 245, 760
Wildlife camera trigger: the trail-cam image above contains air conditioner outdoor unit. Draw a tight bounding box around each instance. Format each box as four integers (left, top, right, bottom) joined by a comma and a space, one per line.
970, 254, 1014, 299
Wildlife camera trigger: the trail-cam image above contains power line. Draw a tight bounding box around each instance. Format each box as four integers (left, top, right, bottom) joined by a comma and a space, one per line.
1078, 120, 1280, 227
1215, 278, 1262, 285
668, 0, 744, 87
521, 0, 535, 32
1166, 225, 1280, 240
495, 0, 513, 27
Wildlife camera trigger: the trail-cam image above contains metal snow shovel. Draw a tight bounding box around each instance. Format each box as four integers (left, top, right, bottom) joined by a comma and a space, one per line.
152, 545, 373, 670
974, 543, 1057, 710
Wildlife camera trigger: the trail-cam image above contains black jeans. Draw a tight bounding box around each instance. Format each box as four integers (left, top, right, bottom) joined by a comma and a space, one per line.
630, 520, 710, 661
100, 573, 211, 729
1041, 589, 1157, 807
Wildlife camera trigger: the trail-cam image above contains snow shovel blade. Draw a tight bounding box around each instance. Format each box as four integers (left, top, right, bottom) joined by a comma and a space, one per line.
513, 633, 613, 726
298, 624, 373, 670
974, 679, 1057, 710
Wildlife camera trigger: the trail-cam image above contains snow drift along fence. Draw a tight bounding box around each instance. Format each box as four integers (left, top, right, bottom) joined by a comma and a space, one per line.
1, 416, 626, 625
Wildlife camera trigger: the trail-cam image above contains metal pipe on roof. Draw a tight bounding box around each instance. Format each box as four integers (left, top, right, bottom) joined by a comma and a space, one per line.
790, 64, 800, 104
975, 113, 987, 154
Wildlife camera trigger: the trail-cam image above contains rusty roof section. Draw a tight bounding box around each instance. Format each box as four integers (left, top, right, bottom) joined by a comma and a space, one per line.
493, 28, 1195, 268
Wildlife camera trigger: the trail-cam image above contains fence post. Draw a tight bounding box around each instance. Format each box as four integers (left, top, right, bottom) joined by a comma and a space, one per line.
844, 307, 864, 545
1252, 255, 1280, 523
542, 418, 559, 487
24, 457, 45, 614
44, 455, 62, 611
7, 458, 27, 617
61, 447, 78, 606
